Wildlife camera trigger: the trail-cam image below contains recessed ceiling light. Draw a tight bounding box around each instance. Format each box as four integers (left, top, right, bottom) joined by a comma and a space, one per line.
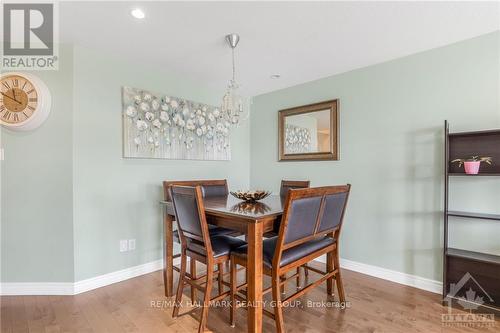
131, 8, 145, 19
270, 74, 281, 79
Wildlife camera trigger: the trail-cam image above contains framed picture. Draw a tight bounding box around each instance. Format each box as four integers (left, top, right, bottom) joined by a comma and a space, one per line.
278, 99, 339, 161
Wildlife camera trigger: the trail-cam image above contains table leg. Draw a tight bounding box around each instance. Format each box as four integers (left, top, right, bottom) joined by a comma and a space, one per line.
163, 212, 174, 297
247, 222, 263, 333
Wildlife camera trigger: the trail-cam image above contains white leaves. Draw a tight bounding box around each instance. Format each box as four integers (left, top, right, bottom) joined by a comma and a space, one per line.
152, 119, 162, 128
151, 99, 160, 111
159, 111, 169, 122
126, 106, 137, 118
136, 120, 148, 131
145, 112, 155, 121
186, 119, 196, 131
197, 115, 206, 126
139, 102, 150, 112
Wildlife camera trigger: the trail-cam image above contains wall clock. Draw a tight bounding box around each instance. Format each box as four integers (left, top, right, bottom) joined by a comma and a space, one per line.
0, 72, 51, 131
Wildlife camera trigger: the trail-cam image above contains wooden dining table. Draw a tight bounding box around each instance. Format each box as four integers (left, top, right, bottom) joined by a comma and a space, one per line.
161, 194, 285, 333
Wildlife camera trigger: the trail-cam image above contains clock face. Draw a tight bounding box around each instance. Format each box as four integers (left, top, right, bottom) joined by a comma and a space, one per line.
0, 74, 39, 125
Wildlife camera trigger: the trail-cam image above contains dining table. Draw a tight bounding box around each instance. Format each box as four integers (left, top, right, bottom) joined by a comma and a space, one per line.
161, 194, 285, 333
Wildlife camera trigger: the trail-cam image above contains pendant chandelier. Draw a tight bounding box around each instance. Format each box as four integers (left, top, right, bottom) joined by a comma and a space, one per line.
221, 33, 246, 125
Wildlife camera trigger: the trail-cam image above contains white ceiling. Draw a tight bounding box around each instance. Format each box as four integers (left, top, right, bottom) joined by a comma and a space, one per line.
61, 1, 500, 97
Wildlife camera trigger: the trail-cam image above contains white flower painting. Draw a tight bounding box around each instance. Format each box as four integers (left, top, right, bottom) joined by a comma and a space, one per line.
122, 86, 231, 160
285, 124, 312, 154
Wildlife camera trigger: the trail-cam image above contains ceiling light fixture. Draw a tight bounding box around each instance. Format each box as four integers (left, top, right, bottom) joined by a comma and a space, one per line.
221, 33, 247, 126
131, 8, 145, 19
270, 74, 281, 79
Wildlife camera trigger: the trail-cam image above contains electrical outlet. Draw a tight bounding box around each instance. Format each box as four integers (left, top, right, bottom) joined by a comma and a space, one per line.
128, 239, 136, 251
120, 239, 128, 252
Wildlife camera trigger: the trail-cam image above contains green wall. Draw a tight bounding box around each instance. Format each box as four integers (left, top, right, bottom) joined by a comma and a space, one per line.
2, 32, 499, 284
250, 32, 500, 281
1, 45, 250, 283
72, 47, 250, 281
1, 46, 75, 282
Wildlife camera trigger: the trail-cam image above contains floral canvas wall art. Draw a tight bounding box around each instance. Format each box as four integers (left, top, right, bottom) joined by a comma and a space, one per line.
122, 87, 231, 160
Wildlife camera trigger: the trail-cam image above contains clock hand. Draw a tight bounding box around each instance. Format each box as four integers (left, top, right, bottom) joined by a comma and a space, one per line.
0, 91, 22, 104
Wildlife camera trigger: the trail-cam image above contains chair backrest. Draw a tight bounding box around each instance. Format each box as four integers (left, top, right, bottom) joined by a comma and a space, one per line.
169, 185, 212, 253
163, 179, 228, 201
275, 185, 351, 264
279, 180, 310, 198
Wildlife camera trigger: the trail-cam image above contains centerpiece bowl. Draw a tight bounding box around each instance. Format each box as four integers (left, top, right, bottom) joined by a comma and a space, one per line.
230, 190, 271, 202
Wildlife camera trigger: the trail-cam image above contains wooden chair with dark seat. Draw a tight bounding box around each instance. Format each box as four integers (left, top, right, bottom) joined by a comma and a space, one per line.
163, 179, 238, 302
230, 185, 351, 333
279, 180, 311, 198
170, 185, 246, 333
267, 180, 311, 289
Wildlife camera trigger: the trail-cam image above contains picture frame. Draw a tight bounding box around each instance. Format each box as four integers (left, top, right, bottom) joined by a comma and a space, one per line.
278, 99, 339, 161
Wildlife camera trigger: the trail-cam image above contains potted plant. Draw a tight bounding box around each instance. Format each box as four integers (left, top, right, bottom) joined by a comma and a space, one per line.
451, 156, 493, 175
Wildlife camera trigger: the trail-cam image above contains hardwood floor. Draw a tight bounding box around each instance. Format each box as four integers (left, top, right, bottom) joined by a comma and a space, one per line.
2, 262, 499, 333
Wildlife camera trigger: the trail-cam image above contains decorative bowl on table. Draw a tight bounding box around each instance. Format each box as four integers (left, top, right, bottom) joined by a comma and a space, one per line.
230, 190, 271, 202
230, 201, 271, 214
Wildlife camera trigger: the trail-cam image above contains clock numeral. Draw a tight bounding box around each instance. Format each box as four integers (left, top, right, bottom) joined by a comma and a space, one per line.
13, 113, 19, 122
29, 97, 38, 102
26, 89, 35, 95
22, 81, 27, 90
28, 105, 36, 111
3, 111, 11, 120
23, 112, 29, 119
2, 82, 10, 90
12, 79, 19, 87
0, 105, 5, 113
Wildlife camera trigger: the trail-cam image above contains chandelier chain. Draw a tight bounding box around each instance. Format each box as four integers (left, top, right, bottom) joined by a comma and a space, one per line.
231, 47, 236, 83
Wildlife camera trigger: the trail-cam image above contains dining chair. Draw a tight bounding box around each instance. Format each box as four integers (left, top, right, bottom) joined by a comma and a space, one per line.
266, 180, 311, 288
230, 185, 351, 333
163, 179, 239, 302
170, 185, 246, 333
279, 180, 311, 198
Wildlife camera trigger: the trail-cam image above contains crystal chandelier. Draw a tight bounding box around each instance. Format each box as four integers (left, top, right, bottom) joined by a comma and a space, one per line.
222, 33, 246, 125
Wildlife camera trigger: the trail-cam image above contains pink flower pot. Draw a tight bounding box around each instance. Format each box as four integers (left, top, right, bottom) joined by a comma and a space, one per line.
464, 161, 481, 175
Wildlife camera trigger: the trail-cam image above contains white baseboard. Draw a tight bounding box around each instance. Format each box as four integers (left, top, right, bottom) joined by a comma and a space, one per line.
314, 256, 442, 294
0, 282, 74, 296
74, 259, 164, 294
1, 256, 441, 296
1, 259, 165, 296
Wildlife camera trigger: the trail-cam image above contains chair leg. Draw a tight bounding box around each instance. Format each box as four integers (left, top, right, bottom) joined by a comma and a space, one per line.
304, 263, 309, 277
190, 258, 197, 304
333, 249, 345, 303
272, 273, 285, 333
218, 263, 224, 295
296, 267, 301, 289
280, 274, 286, 294
172, 250, 187, 318
198, 262, 214, 333
230, 259, 237, 327
326, 251, 335, 296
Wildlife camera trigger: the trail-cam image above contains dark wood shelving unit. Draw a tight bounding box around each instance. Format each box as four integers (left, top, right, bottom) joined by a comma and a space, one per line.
447, 248, 500, 266
449, 173, 500, 177
447, 211, 500, 221
443, 120, 500, 314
